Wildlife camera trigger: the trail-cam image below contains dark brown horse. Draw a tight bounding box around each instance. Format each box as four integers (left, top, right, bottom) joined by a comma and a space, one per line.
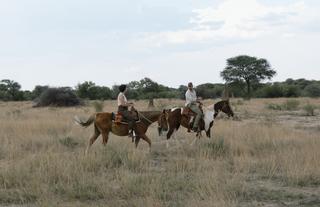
158, 106, 215, 147
74, 110, 167, 153
213, 100, 234, 118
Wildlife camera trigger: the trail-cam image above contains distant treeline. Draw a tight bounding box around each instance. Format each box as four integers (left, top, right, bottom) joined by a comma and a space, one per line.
0, 77, 320, 102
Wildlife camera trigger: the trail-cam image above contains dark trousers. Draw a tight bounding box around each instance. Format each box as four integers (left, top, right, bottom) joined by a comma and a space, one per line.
118, 106, 136, 131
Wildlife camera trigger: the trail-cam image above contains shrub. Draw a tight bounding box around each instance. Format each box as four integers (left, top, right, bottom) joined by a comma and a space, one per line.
283, 85, 301, 97
266, 103, 282, 110
59, 137, 79, 149
283, 100, 300, 111
235, 99, 244, 105
303, 103, 317, 116
266, 100, 300, 111
256, 84, 284, 98
91, 101, 104, 112
303, 83, 320, 97
33, 87, 82, 107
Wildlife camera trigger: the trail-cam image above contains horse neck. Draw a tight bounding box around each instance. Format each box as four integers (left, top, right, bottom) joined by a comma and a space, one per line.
139, 111, 161, 125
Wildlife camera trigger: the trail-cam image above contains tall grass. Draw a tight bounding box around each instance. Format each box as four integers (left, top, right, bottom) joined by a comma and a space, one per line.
265, 99, 300, 111
0, 99, 319, 206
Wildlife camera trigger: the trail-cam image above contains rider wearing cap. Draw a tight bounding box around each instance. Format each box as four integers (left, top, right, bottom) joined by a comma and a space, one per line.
185, 82, 203, 132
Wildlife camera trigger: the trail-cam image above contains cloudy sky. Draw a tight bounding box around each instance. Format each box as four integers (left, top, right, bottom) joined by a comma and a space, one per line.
1, 0, 320, 90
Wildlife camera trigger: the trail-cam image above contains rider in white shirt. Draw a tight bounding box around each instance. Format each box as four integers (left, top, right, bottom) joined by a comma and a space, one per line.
117, 84, 136, 137
185, 82, 203, 131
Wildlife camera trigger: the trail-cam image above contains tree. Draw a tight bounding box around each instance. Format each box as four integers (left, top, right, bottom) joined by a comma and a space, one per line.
220, 55, 276, 99
304, 83, 320, 97
32, 85, 49, 99
76, 81, 96, 99
0, 79, 24, 101
196, 83, 224, 99
34, 87, 81, 107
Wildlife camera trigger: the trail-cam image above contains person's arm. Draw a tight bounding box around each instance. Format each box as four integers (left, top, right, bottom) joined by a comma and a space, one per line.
119, 95, 133, 107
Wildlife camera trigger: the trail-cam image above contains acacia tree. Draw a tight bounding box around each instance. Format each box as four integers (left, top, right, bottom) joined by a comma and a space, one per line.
0, 79, 23, 101
220, 55, 276, 99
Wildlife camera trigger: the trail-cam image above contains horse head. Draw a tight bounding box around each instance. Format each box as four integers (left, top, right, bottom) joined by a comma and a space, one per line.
158, 109, 169, 136
221, 99, 234, 117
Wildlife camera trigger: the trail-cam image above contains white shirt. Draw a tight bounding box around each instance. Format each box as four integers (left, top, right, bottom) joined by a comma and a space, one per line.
185, 89, 197, 106
117, 92, 128, 106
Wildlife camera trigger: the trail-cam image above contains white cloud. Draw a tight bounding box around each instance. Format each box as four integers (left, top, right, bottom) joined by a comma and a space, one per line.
139, 0, 317, 47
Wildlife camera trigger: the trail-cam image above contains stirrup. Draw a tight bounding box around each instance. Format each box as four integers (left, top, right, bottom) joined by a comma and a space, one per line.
128, 130, 136, 137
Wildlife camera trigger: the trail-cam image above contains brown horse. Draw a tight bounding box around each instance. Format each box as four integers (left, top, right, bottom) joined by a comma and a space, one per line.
158, 106, 215, 147
213, 100, 234, 118
74, 110, 167, 153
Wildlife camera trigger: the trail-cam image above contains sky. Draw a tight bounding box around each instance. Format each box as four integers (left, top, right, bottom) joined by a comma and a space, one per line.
1, 0, 320, 90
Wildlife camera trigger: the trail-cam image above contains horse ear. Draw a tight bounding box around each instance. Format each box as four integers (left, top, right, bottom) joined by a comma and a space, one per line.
162, 109, 167, 113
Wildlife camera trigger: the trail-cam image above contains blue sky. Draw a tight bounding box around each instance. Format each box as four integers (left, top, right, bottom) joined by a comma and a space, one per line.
1, 0, 320, 90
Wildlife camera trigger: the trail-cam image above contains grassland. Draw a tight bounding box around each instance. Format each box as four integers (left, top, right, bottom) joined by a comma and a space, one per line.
0, 98, 319, 207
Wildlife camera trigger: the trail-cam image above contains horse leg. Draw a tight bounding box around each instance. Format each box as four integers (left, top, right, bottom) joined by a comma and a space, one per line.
135, 137, 141, 148
172, 129, 182, 146
140, 134, 152, 151
85, 125, 101, 155
101, 131, 110, 146
166, 128, 175, 148
190, 136, 197, 146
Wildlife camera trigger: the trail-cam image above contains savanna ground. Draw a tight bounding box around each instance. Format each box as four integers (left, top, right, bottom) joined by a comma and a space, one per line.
0, 98, 320, 207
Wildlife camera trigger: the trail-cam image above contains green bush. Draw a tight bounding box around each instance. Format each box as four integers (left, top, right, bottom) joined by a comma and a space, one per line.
266, 103, 283, 110
33, 87, 82, 107
283, 85, 301, 97
92, 101, 104, 112
283, 100, 300, 111
303, 103, 317, 116
266, 100, 300, 111
235, 99, 244, 105
256, 84, 284, 98
59, 137, 79, 149
303, 83, 320, 97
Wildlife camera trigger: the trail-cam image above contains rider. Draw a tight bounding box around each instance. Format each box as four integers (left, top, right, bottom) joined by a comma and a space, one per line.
117, 84, 136, 137
185, 82, 203, 132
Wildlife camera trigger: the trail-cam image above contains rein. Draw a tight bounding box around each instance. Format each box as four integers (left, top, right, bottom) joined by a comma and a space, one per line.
137, 112, 154, 124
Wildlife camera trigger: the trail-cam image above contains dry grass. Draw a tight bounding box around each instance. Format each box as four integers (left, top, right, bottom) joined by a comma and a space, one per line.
0, 98, 320, 206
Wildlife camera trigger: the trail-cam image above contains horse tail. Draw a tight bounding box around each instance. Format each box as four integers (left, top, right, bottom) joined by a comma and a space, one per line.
74, 114, 96, 127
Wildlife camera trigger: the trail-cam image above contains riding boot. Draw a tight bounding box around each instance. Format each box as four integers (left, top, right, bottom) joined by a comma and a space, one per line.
128, 121, 134, 138
128, 121, 137, 142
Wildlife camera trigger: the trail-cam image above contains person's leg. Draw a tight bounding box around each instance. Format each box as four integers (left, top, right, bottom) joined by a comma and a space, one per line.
190, 105, 203, 130
128, 120, 134, 133
121, 110, 134, 137
127, 112, 138, 139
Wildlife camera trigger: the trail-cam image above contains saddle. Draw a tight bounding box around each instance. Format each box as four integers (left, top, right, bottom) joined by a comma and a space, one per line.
182, 107, 195, 117
114, 112, 123, 124
112, 111, 140, 125
182, 105, 204, 132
